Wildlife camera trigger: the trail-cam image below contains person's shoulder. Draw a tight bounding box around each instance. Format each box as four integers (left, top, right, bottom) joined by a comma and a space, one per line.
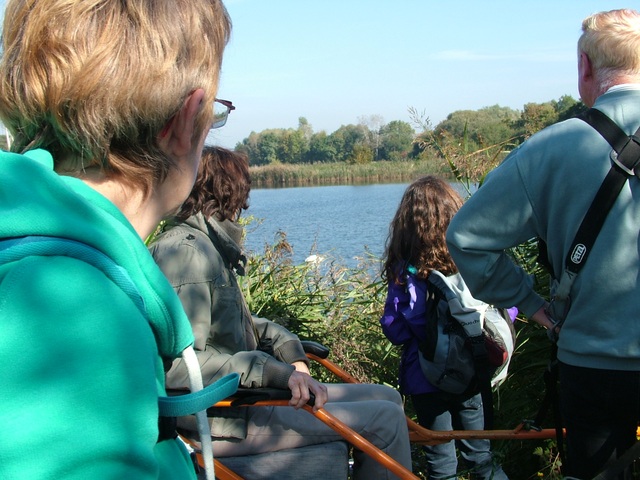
0, 255, 151, 341
151, 224, 226, 286
152, 222, 219, 262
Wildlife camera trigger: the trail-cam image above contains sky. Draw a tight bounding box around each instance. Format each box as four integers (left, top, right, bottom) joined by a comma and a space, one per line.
208, 0, 630, 148
0, 1, 631, 148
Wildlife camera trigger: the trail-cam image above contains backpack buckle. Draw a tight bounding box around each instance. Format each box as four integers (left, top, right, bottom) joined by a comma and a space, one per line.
611, 134, 640, 177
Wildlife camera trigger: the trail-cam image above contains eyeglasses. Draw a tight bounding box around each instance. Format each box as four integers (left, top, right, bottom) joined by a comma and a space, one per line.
212, 98, 235, 129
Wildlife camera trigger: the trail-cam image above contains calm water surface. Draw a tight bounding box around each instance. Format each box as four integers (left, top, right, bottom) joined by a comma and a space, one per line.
244, 183, 406, 268
244, 182, 469, 268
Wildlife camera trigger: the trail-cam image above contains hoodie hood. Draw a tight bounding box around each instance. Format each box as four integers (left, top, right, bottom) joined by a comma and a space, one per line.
0, 149, 194, 359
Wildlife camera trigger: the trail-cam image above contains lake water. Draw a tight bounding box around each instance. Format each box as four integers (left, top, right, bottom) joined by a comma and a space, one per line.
243, 182, 469, 268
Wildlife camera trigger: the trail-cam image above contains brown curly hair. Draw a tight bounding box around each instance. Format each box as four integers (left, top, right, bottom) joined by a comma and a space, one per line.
177, 146, 251, 222
382, 176, 463, 284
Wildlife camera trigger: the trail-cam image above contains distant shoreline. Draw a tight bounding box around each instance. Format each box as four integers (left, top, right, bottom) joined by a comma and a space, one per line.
249, 159, 450, 188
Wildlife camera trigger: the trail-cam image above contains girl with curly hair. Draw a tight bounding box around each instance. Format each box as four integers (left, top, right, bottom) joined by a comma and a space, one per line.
380, 176, 508, 480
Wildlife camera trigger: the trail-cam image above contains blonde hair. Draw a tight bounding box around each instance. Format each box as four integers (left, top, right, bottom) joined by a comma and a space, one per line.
578, 9, 640, 91
0, 0, 231, 193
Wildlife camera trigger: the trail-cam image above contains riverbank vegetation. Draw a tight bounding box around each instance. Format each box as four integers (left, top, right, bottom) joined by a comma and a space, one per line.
238, 95, 585, 188
240, 230, 558, 478
238, 105, 574, 477
249, 158, 450, 187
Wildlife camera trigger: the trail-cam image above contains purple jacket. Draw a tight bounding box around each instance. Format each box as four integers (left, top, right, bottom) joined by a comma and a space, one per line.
380, 268, 519, 396
380, 270, 438, 395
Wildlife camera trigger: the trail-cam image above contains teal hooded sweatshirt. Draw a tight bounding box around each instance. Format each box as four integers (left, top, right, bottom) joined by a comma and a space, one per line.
0, 149, 197, 479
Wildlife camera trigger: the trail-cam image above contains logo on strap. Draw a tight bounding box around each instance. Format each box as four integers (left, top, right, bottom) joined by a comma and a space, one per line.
570, 244, 587, 264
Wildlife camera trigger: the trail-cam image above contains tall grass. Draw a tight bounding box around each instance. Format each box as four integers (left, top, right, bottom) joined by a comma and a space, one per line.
240, 231, 561, 479
240, 232, 399, 386
250, 159, 449, 188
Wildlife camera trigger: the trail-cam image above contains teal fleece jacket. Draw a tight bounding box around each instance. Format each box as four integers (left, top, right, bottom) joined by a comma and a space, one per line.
447, 87, 640, 371
0, 149, 196, 479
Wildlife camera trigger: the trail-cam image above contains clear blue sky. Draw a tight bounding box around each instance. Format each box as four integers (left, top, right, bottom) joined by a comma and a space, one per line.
0, 1, 631, 148
209, 0, 629, 148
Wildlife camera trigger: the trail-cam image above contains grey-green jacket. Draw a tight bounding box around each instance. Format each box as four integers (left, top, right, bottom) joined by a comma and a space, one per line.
150, 212, 308, 438
447, 86, 640, 372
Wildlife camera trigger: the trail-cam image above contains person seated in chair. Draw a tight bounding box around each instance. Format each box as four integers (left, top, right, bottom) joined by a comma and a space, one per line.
150, 146, 412, 480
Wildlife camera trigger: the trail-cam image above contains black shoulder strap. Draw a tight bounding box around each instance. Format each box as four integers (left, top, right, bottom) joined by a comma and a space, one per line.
563, 109, 640, 275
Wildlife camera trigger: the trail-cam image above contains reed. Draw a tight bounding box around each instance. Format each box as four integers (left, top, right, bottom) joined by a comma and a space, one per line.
249, 159, 450, 188
239, 231, 560, 479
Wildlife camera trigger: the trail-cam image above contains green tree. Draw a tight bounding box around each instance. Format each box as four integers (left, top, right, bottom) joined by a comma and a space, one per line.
348, 142, 374, 164
555, 95, 586, 121
236, 131, 261, 165
257, 131, 280, 165
329, 124, 369, 162
435, 105, 519, 150
517, 102, 558, 138
306, 131, 337, 163
278, 129, 309, 164
379, 120, 414, 161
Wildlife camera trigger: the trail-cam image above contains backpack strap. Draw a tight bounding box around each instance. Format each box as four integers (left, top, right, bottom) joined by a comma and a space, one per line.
539, 109, 640, 281
565, 109, 640, 275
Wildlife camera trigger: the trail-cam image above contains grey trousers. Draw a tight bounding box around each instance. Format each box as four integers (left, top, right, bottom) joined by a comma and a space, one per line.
211, 383, 412, 480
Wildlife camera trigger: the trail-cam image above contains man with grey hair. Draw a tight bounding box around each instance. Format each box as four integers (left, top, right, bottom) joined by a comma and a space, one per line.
446, 9, 640, 478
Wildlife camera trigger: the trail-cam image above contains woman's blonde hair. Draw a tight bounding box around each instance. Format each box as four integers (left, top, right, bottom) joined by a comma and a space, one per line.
578, 9, 640, 91
0, 0, 231, 193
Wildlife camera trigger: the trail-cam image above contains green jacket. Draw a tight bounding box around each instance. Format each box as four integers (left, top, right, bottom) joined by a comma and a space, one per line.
0, 149, 196, 479
150, 213, 308, 439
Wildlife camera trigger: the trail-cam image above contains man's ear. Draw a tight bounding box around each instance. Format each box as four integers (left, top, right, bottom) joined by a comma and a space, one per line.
578, 51, 595, 86
158, 88, 207, 157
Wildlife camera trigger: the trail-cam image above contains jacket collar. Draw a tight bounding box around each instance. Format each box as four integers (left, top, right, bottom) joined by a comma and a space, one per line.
185, 212, 247, 275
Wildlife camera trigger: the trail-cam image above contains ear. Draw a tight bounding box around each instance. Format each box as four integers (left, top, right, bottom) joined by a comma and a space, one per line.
158, 88, 207, 158
578, 51, 593, 83
578, 51, 598, 106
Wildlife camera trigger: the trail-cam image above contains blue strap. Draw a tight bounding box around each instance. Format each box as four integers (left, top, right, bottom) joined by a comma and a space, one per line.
0, 236, 239, 417
158, 373, 240, 417
0, 236, 147, 317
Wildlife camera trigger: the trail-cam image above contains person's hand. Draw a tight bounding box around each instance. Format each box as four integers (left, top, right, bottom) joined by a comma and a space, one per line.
292, 361, 310, 375
287, 370, 328, 412
531, 304, 560, 341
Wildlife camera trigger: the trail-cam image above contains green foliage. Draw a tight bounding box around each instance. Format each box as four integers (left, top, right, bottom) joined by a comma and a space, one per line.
234, 95, 584, 171
512, 96, 586, 140
348, 143, 374, 164
380, 120, 415, 161
239, 232, 400, 386
435, 105, 520, 152
248, 158, 448, 188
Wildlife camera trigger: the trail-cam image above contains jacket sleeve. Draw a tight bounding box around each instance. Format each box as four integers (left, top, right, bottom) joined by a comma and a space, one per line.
252, 315, 309, 366
151, 232, 294, 391
381, 275, 431, 344
446, 148, 546, 317
380, 280, 413, 345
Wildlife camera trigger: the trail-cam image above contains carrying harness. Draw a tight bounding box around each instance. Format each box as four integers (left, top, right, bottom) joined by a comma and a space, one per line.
0, 235, 239, 480
535, 108, 640, 472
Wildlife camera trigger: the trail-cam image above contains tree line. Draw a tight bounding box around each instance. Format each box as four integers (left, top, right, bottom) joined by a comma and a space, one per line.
234, 95, 585, 167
